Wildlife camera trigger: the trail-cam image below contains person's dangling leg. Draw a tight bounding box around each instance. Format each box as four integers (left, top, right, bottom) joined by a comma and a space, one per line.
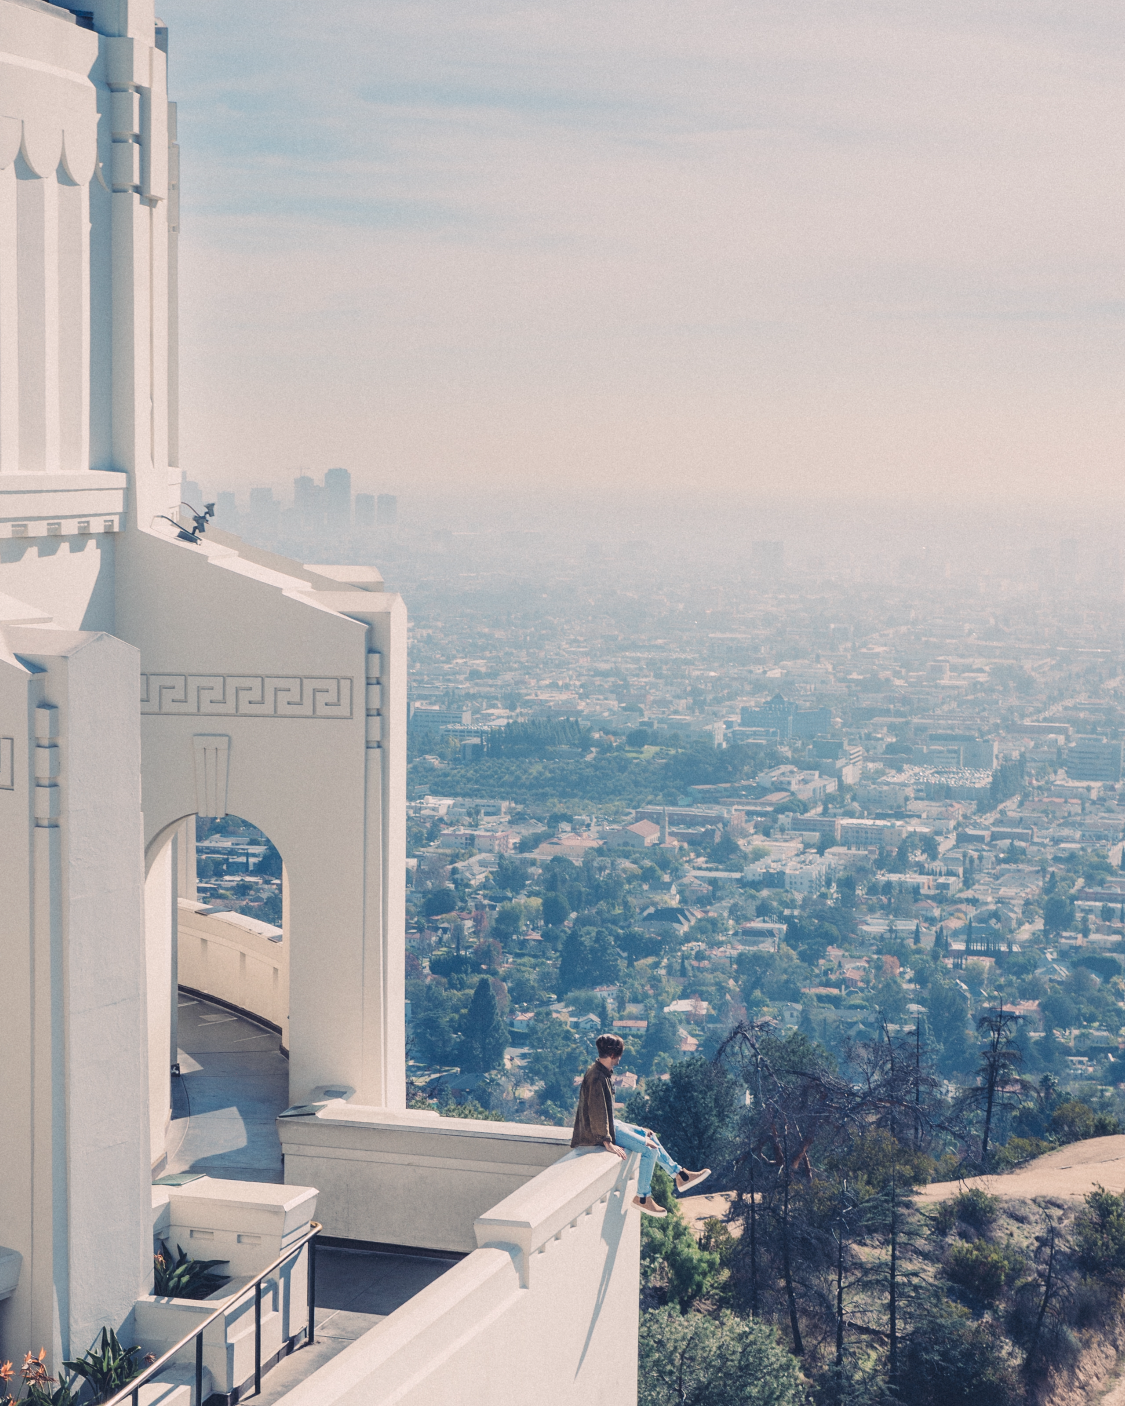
642, 1128, 681, 1183
635, 1127, 712, 1194
614, 1121, 666, 1217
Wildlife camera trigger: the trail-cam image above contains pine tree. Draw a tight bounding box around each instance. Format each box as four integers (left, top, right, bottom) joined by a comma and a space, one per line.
460, 977, 508, 1073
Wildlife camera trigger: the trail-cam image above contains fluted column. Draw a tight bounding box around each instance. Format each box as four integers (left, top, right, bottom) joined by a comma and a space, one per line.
16, 155, 60, 474
0, 158, 17, 472
56, 172, 89, 474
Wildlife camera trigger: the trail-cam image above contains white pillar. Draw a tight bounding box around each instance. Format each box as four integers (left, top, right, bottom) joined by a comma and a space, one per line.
0, 160, 18, 472
0, 627, 150, 1367
56, 173, 89, 474
145, 834, 174, 1171
16, 158, 60, 473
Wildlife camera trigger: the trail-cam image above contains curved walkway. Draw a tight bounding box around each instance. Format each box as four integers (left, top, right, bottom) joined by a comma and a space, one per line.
168, 991, 289, 1182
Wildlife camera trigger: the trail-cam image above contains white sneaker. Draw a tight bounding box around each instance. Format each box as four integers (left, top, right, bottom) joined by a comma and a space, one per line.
632, 1194, 667, 1218
676, 1168, 711, 1193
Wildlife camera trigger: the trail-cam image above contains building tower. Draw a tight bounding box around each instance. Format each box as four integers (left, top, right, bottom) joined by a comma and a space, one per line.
323, 466, 351, 527
0, 0, 405, 1368
0, 6, 637, 1401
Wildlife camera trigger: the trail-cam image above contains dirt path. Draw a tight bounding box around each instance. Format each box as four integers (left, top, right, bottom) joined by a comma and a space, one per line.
677, 1190, 739, 1234
914, 1135, 1125, 1205
1099, 1365, 1125, 1406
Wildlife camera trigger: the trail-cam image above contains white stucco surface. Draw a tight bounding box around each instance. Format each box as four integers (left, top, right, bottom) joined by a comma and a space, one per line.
275, 1149, 640, 1406
0, 0, 407, 1364
280, 1107, 573, 1253
177, 899, 289, 1043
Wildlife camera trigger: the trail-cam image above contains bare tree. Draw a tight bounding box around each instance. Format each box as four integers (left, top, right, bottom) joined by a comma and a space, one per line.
964, 1002, 1022, 1168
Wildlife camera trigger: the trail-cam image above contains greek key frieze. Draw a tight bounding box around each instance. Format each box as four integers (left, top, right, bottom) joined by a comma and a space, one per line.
140, 674, 353, 719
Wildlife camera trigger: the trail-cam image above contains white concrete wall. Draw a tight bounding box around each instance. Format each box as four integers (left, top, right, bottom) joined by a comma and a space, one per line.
0, 625, 150, 1366
146, 838, 175, 1169
177, 899, 288, 1045
115, 529, 408, 1111
0, 0, 411, 1387
279, 1107, 573, 1253
275, 1149, 640, 1406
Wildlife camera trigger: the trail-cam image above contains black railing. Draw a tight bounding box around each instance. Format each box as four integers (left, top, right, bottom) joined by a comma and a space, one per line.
103, 1220, 321, 1406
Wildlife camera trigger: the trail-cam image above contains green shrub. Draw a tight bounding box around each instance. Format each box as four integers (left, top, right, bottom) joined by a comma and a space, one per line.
698, 1217, 737, 1266
641, 1168, 723, 1309
930, 1200, 957, 1236
1051, 1100, 1121, 1144
638, 1306, 804, 1406
903, 1314, 1022, 1406
994, 1136, 1052, 1168
945, 1238, 1024, 1301
1074, 1185, 1125, 1285
954, 1187, 999, 1232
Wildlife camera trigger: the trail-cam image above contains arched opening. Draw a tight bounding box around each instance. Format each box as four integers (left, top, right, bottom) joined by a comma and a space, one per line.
193, 815, 284, 926
146, 814, 291, 1183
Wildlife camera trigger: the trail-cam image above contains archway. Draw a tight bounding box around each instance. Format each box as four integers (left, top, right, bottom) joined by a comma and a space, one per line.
144, 814, 290, 1178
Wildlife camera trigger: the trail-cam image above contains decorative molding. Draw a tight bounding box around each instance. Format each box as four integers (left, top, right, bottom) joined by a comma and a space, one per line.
0, 738, 13, 790
141, 675, 353, 719
193, 735, 230, 818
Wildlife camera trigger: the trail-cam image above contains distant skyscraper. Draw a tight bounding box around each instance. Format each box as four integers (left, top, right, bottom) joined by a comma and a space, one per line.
324, 467, 352, 525
355, 493, 376, 527
293, 474, 316, 513
216, 490, 238, 524
1068, 736, 1123, 783
377, 493, 398, 526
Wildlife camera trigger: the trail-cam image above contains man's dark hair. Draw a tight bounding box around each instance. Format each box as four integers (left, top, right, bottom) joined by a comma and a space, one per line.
596, 1033, 625, 1058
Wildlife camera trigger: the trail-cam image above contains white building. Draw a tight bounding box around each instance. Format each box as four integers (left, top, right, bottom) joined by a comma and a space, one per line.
755, 764, 837, 802
783, 860, 832, 894
0, 4, 638, 1402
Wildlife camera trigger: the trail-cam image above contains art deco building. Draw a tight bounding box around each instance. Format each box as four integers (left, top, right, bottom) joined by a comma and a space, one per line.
0, 3, 638, 1402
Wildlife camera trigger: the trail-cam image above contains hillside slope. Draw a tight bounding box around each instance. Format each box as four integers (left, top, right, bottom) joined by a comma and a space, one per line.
916, 1135, 1125, 1205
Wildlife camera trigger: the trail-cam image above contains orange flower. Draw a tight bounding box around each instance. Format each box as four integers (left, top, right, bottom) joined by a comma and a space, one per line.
0, 1362, 12, 1383
22, 1349, 49, 1386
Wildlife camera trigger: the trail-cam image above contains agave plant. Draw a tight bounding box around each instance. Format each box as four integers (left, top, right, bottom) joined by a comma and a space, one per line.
153, 1242, 230, 1301
62, 1329, 147, 1405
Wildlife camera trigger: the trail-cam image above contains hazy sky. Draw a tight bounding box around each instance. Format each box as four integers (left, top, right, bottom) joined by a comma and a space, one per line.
159, 1, 1124, 507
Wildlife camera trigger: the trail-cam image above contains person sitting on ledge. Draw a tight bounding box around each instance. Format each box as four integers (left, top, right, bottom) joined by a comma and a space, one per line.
571, 1032, 710, 1217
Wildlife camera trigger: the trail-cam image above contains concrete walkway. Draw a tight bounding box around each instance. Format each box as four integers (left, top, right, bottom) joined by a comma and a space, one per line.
166, 991, 460, 1404
252, 1245, 463, 1405
168, 993, 289, 1182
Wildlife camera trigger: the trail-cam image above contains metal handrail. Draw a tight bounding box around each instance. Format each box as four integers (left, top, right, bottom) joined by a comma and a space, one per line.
102, 1220, 322, 1406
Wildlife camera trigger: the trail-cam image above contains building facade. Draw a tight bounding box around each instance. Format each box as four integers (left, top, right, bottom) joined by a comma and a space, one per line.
0, 4, 638, 1400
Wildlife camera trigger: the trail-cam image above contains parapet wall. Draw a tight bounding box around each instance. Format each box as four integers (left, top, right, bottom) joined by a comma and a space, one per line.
177, 898, 288, 1047
279, 1106, 573, 1253
276, 1142, 640, 1406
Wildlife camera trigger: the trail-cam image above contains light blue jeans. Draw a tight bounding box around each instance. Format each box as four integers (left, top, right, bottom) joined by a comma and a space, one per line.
615, 1120, 681, 1198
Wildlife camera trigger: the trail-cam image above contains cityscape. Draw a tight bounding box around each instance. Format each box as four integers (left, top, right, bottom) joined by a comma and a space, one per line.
2, 3, 1122, 1406
167, 462, 1125, 1401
